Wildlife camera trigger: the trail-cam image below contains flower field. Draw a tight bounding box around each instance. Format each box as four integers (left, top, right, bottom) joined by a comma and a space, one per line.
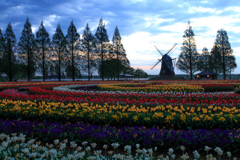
0, 80, 240, 159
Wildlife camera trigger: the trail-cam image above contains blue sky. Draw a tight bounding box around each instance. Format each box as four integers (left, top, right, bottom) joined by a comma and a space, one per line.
1, 0, 240, 75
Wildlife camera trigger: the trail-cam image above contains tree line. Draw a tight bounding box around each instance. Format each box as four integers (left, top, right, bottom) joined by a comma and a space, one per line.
0, 18, 148, 82
177, 21, 237, 80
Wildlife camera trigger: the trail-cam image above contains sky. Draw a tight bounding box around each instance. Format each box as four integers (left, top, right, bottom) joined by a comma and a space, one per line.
1, 0, 240, 75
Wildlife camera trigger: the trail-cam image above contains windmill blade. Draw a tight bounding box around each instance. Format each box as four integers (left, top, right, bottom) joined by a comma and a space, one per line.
151, 59, 162, 70
166, 43, 177, 55
154, 45, 163, 56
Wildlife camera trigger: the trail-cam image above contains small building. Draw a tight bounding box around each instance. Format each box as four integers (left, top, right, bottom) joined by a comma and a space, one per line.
120, 74, 134, 80
195, 70, 217, 80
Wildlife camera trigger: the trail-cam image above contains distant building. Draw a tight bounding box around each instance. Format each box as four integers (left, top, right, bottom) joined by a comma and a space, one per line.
195, 70, 217, 80
120, 74, 134, 80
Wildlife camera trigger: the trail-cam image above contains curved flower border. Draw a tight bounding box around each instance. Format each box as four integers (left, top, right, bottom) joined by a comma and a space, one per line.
53, 84, 206, 95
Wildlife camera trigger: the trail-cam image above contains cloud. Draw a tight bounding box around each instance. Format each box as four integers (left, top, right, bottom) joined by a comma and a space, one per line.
160, 22, 188, 33
44, 15, 61, 27
188, 6, 215, 14
233, 47, 240, 57
143, 16, 175, 28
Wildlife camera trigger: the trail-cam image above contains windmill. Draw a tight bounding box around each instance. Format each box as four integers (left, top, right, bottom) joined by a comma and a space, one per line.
151, 43, 177, 76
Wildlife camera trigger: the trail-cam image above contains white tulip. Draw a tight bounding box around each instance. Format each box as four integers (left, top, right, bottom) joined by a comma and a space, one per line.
76, 146, 82, 151
59, 143, 66, 150
181, 146, 185, 152
171, 154, 176, 159
91, 143, 97, 149
214, 147, 223, 156
86, 146, 91, 151
167, 148, 174, 155
204, 146, 212, 152
193, 151, 200, 159
82, 141, 88, 146
103, 144, 108, 149
70, 141, 77, 148
147, 148, 153, 155
54, 139, 59, 145
1, 141, 8, 148
154, 147, 157, 151
111, 143, 120, 149
124, 145, 131, 151
135, 149, 142, 153
136, 144, 140, 148
180, 154, 189, 160
31, 152, 37, 158
227, 151, 231, 158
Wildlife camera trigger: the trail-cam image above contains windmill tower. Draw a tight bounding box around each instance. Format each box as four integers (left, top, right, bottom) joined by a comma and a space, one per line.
151, 43, 177, 77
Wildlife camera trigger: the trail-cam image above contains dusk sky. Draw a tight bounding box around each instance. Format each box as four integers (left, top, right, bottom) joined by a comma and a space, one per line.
1, 0, 240, 75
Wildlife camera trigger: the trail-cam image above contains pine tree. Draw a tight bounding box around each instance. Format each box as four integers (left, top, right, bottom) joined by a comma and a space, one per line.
95, 18, 109, 81
66, 20, 80, 81
111, 26, 130, 80
134, 68, 148, 79
176, 21, 200, 80
82, 23, 96, 81
0, 28, 5, 74
112, 26, 122, 80
52, 24, 67, 81
225, 55, 237, 79
18, 17, 36, 81
214, 29, 236, 79
209, 45, 222, 78
0, 28, 4, 58
36, 21, 50, 81
3, 22, 17, 81
198, 47, 210, 71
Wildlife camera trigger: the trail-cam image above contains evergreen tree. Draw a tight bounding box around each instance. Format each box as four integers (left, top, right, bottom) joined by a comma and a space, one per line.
134, 68, 148, 79
18, 17, 36, 81
95, 18, 109, 81
3, 23, 17, 81
176, 21, 200, 80
0, 28, 5, 75
66, 20, 80, 81
65, 64, 82, 79
98, 59, 126, 80
82, 23, 96, 81
0, 28, 4, 58
225, 55, 237, 79
214, 29, 236, 79
111, 26, 128, 80
198, 47, 210, 71
52, 24, 67, 81
209, 45, 222, 77
36, 21, 51, 81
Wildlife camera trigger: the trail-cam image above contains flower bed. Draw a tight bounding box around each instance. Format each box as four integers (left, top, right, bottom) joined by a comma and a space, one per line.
0, 119, 239, 151
0, 98, 240, 129
1, 80, 240, 158
0, 132, 237, 159
26, 87, 240, 107
201, 84, 235, 92
98, 83, 204, 93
